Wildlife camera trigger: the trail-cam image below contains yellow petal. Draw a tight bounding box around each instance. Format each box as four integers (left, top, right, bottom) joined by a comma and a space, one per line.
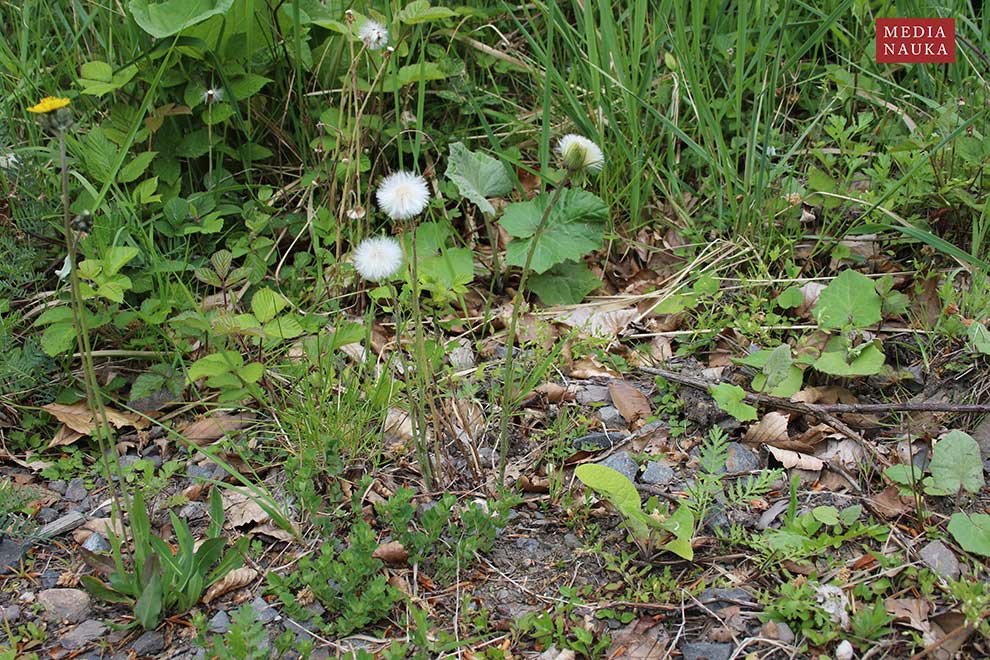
27, 96, 71, 114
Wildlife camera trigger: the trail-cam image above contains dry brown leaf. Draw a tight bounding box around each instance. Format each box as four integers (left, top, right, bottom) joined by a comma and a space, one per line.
534, 382, 574, 403
384, 408, 414, 443
648, 336, 672, 364
608, 381, 652, 426
870, 485, 913, 519
557, 306, 637, 338
178, 414, 256, 447
222, 487, 270, 528
791, 386, 857, 405
517, 474, 550, 493
796, 282, 827, 318
885, 597, 932, 633
815, 438, 864, 470
792, 423, 843, 448
605, 618, 669, 659
43, 403, 150, 449
372, 540, 409, 565
567, 358, 621, 379
202, 567, 259, 604
744, 412, 789, 446
251, 523, 296, 543
766, 445, 824, 471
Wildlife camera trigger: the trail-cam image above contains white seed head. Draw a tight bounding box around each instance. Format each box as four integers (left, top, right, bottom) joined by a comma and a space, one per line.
359, 20, 389, 50
352, 236, 403, 282
556, 133, 604, 174
203, 87, 223, 105
375, 171, 430, 221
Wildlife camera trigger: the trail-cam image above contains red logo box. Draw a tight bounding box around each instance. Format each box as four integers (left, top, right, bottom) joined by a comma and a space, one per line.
876, 18, 955, 63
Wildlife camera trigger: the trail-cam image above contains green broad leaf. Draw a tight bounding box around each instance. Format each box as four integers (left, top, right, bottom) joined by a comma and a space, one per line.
418, 248, 475, 298
763, 344, 794, 389
574, 464, 650, 540
813, 269, 882, 330
41, 322, 76, 356
751, 366, 803, 397
709, 383, 758, 422
500, 189, 608, 274
776, 286, 803, 309
186, 351, 242, 382
227, 74, 272, 100
250, 288, 288, 323
80, 576, 133, 604
948, 512, 990, 557
528, 260, 602, 305
263, 315, 305, 340
968, 321, 990, 356
813, 337, 885, 376
80, 61, 113, 82
839, 505, 862, 525
444, 142, 513, 216
103, 247, 140, 276
128, 0, 235, 38
876, 274, 910, 316
884, 464, 924, 486
129, 372, 167, 401
79, 62, 138, 96
134, 571, 163, 629
237, 362, 265, 384
34, 306, 75, 327
398, 0, 457, 23
812, 505, 840, 525
96, 274, 133, 303
202, 103, 235, 125
660, 506, 695, 560
924, 430, 985, 496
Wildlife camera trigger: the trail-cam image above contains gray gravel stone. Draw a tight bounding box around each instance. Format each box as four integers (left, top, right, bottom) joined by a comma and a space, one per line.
598, 451, 639, 482
1, 604, 20, 623
251, 596, 281, 624
37, 507, 60, 524
698, 588, 754, 611
38, 588, 92, 623
724, 442, 760, 473
208, 610, 231, 634
61, 619, 107, 650
571, 431, 627, 451
187, 465, 215, 480
640, 461, 675, 485
82, 533, 111, 553
0, 539, 27, 574
598, 405, 626, 429
131, 630, 165, 656
576, 384, 611, 405
48, 480, 67, 495
680, 642, 733, 660
65, 477, 87, 501
919, 540, 960, 580
179, 501, 208, 522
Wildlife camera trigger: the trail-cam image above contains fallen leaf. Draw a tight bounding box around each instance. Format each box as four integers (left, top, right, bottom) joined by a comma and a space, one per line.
815, 438, 864, 470
178, 414, 256, 446
202, 567, 259, 604
885, 597, 931, 633
49, 427, 85, 449
222, 487, 270, 528
534, 382, 574, 403
567, 358, 621, 379
796, 282, 827, 318
744, 412, 789, 446
608, 381, 652, 426
606, 618, 669, 658
766, 445, 824, 470
557, 305, 638, 338
870, 485, 913, 519
372, 540, 409, 565
250, 523, 296, 543
384, 408, 414, 443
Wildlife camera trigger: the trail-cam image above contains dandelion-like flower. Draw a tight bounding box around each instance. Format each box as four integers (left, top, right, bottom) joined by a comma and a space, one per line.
376, 171, 430, 221
359, 20, 389, 50
203, 87, 224, 105
27, 96, 70, 114
556, 134, 604, 174
353, 236, 404, 282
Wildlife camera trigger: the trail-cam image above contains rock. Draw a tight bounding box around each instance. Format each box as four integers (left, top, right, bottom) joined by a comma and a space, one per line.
835, 639, 854, 660
0, 539, 27, 574
563, 533, 581, 549
179, 501, 208, 522
48, 479, 67, 495
680, 642, 733, 660
60, 619, 108, 650
1, 604, 20, 623
37, 507, 60, 524
40, 569, 61, 588
571, 431, 626, 452
724, 443, 760, 473
598, 452, 639, 482
38, 588, 92, 623
919, 540, 960, 580
760, 620, 794, 643
118, 454, 142, 469
576, 385, 611, 405
82, 533, 111, 553
187, 465, 215, 480
514, 538, 541, 556
208, 610, 231, 634
251, 596, 281, 624
130, 630, 165, 656
65, 478, 87, 502
640, 461, 675, 485
698, 588, 754, 612
598, 406, 626, 429
18, 591, 35, 604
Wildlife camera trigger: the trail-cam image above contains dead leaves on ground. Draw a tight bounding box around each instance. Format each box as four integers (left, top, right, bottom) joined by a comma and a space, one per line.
43, 402, 150, 449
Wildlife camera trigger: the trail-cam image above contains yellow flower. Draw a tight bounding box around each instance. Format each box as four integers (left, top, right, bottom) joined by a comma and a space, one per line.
27, 96, 71, 114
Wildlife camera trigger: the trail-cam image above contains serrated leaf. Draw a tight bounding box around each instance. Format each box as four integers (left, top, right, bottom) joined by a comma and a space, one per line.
250, 288, 287, 323
709, 383, 758, 422
500, 189, 608, 274
263, 315, 305, 340
813, 269, 882, 330
948, 512, 990, 557
924, 430, 985, 496
397, 0, 456, 24
118, 152, 157, 183
444, 142, 513, 216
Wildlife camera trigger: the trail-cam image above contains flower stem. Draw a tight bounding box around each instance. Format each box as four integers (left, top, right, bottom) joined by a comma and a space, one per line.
497, 175, 570, 484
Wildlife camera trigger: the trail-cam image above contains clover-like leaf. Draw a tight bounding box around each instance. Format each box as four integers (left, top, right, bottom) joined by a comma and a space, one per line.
500, 189, 608, 275
813, 269, 882, 330
445, 142, 513, 216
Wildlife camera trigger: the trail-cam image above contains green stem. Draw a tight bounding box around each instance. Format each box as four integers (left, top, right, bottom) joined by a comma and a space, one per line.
497, 175, 571, 484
